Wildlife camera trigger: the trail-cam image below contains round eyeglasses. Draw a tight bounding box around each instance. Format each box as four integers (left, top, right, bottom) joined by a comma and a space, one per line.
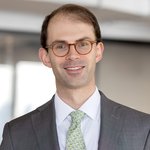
46, 40, 97, 57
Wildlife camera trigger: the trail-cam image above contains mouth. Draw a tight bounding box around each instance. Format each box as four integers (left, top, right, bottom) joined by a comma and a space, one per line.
64, 66, 84, 70
64, 66, 85, 75
63, 60, 86, 75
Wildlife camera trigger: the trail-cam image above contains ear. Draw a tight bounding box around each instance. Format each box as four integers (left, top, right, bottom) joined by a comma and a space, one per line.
39, 48, 52, 68
95, 42, 104, 63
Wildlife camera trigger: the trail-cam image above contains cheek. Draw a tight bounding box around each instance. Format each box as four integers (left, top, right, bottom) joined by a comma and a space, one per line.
89, 51, 98, 63
89, 53, 97, 71
50, 57, 63, 72
50, 59, 58, 70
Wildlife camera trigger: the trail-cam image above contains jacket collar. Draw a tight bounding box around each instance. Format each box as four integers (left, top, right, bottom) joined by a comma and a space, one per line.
31, 91, 124, 150
98, 91, 124, 150
31, 96, 60, 150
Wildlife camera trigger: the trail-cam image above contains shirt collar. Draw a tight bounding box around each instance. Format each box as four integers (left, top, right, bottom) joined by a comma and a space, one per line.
80, 88, 100, 120
54, 88, 101, 126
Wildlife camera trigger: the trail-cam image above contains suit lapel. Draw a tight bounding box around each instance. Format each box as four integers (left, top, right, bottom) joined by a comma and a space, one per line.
98, 92, 124, 150
30, 92, 125, 150
31, 96, 60, 150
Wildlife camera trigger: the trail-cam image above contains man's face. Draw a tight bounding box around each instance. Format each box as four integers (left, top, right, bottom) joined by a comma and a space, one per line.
40, 15, 104, 90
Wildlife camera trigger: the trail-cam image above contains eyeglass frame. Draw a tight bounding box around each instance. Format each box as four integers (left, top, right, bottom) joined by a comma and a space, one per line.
45, 40, 99, 57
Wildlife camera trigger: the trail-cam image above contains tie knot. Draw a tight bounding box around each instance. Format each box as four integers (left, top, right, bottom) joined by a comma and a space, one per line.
70, 110, 85, 124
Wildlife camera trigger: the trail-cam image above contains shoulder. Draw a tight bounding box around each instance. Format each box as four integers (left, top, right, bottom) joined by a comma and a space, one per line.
100, 91, 150, 125
99, 91, 150, 149
5, 95, 55, 130
1, 96, 56, 148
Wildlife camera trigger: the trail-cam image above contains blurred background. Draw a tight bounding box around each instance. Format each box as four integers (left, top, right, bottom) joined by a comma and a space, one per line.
0, 0, 150, 142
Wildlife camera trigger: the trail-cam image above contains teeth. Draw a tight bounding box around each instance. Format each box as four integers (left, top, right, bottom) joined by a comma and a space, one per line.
66, 67, 82, 70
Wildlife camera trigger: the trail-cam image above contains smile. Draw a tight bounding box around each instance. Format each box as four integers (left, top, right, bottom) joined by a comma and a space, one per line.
65, 66, 84, 70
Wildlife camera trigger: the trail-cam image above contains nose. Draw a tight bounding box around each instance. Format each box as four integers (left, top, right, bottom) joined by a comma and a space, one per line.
65, 44, 80, 60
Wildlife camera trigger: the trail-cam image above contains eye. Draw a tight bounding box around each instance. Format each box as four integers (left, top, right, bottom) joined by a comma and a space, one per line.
54, 42, 67, 50
77, 40, 89, 48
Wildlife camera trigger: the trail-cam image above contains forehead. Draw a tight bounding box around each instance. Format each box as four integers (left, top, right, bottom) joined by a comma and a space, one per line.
47, 15, 96, 42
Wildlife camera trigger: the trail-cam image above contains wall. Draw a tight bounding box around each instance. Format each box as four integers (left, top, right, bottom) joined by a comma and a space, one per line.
96, 40, 150, 114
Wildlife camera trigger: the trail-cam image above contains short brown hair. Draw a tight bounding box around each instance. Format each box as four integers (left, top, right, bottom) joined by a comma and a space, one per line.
40, 4, 102, 50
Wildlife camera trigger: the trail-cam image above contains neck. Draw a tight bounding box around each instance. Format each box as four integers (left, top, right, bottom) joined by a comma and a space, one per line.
56, 85, 96, 109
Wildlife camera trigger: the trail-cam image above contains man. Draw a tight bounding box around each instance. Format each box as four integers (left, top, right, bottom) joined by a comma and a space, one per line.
0, 4, 150, 150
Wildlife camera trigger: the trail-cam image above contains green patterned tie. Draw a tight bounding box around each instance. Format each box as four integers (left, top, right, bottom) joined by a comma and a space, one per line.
66, 110, 86, 150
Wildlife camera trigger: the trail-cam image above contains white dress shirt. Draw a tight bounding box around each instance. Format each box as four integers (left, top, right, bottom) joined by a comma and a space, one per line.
54, 88, 101, 150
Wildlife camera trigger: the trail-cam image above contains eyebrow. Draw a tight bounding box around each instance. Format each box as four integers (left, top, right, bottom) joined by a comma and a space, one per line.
49, 37, 94, 45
